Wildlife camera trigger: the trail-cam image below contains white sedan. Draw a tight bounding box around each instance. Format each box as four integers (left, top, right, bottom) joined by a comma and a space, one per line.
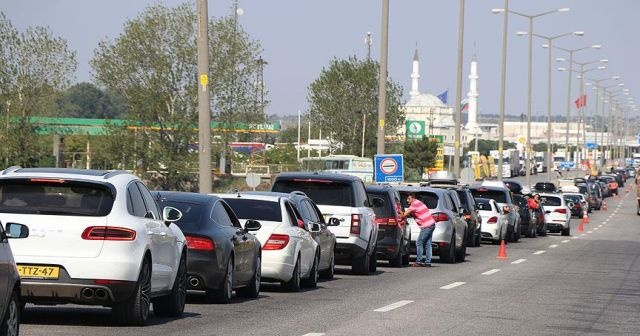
539, 193, 572, 236
475, 197, 508, 244
219, 193, 320, 291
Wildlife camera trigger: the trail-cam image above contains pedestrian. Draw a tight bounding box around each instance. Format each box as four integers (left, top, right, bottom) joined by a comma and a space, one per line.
402, 192, 436, 267
528, 193, 540, 210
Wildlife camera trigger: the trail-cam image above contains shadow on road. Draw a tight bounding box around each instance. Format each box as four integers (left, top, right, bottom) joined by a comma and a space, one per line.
21, 306, 200, 327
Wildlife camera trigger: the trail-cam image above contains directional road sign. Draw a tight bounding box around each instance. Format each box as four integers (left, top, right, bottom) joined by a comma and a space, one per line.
375, 154, 404, 183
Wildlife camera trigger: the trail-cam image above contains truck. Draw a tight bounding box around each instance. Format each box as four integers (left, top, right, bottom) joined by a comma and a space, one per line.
489, 149, 520, 178
534, 152, 549, 173
633, 153, 640, 168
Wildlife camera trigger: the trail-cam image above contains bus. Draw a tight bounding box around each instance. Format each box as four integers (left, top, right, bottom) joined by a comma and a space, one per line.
300, 155, 373, 183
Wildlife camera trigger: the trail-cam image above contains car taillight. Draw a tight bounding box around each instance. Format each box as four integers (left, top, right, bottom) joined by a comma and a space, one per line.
375, 217, 398, 226
263, 234, 290, 250
432, 212, 449, 222
185, 235, 215, 251
487, 216, 498, 224
554, 208, 567, 214
350, 214, 361, 234
81, 226, 136, 241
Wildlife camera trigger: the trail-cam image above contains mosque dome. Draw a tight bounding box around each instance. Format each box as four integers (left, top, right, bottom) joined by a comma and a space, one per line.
406, 93, 446, 108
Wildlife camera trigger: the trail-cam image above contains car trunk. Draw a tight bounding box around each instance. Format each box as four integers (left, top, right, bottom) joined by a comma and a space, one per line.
316, 205, 355, 239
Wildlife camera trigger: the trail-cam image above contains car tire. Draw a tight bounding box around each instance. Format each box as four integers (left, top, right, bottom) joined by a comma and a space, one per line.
282, 255, 301, 292
440, 234, 456, 264
153, 252, 187, 317
0, 290, 20, 336
302, 251, 319, 288
561, 226, 571, 236
319, 250, 335, 280
473, 229, 481, 247
389, 248, 403, 267
207, 257, 233, 304
237, 254, 261, 299
368, 246, 378, 273
113, 259, 151, 326
352, 247, 371, 275
513, 225, 520, 242
455, 233, 466, 262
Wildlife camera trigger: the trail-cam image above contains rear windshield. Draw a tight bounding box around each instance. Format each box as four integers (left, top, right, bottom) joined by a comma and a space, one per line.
366, 191, 394, 218
475, 198, 491, 211
0, 179, 114, 216
455, 190, 469, 207
564, 195, 581, 203
540, 196, 561, 206
398, 191, 439, 209
224, 198, 282, 222
156, 200, 205, 232
470, 189, 507, 203
272, 180, 354, 207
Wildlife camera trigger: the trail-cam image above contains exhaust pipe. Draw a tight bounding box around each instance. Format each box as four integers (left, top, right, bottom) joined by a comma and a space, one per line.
95, 289, 107, 299
81, 288, 95, 298
188, 276, 200, 288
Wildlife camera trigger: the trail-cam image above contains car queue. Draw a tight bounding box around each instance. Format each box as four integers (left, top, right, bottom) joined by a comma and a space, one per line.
0, 166, 634, 333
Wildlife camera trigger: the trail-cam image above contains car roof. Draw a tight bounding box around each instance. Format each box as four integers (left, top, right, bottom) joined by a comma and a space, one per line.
274, 172, 361, 183
394, 185, 446, 196
0, 166, 133, 181
243, 191, 309, 202
214, 192, 283, 202
152, 191, 220, 204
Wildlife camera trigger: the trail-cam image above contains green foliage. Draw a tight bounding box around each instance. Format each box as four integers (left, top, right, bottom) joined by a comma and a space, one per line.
56, 83, 126, 118
307, 56, 404, 157
265, 144, 299, 165
403, 137, 439, 180
464, 139, 516, 157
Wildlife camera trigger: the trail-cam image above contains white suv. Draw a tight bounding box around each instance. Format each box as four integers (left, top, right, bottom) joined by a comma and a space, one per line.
0, 167, 187, 326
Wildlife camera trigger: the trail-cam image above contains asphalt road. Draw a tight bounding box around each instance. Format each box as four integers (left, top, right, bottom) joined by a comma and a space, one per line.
20, 176, 640, 336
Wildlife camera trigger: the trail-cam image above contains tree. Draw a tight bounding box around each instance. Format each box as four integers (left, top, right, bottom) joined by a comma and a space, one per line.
91, 3, 264, 190
464, 139, 516, 157
307, 56, 404, 157
0, 12, 77, 167
56, 83, 126, 119
403, 137, 439, 181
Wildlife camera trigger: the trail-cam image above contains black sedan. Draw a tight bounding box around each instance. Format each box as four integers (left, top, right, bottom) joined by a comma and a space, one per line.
153, 192, 262, 304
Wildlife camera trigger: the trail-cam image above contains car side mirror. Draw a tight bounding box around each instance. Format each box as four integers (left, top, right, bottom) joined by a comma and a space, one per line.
372, 197, 385, 208
244, 219, 262, 232
309, 222, 321, 233
5, 222, 29, 239
162, 206, 182, 224
327, 217, 341, 226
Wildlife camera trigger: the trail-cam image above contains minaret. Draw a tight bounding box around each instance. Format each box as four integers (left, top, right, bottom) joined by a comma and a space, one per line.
465, 53, 481, 133
410, 47, 420, 97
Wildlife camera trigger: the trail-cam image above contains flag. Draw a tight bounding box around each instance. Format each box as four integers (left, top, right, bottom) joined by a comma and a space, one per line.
437, 90, 448, 104
460, 98, 469, 112
574, 94, 587, 109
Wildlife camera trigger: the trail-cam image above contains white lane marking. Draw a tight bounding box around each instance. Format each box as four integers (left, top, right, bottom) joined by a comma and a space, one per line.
373, 300, 414, 312
598, 225, 603, 228
594, 228, 599, 231
561, 239, 570, 243
440, 282, 466, 290
511, 259, 527, 264
572, 236, 580, 239
302, 334, 325, 336
549, 244, 559, 248
533, 250, 546, 255
581, 234, 586, 236
587, 231, 593, 233
482, 269, 501, 275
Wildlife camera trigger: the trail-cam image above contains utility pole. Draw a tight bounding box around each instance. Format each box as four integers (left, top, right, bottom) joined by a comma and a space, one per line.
376, 0, 389, 155
453, 0, 465, 178
196, 0, 211, 193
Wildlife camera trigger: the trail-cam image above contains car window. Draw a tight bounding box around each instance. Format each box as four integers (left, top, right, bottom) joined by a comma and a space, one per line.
284, 201, 301, 226
272, 180, 354, 207
448, 193, 459, 212
224, 198, 282, 222
470, 189, 508, 203
157, 200, 205, 232
136, 182, 160, 219
295, 198, 312, 220
211, 200, 234, 227
564, 195, 581, 203
367, 191, 394, 218
540, 196, 561, 207
302, 199, 321, 223
354, 181, 370, 207
0, 179, 114, 216
127, 183, 147, 218
220, 201, 242, 228
475, 199, 490, 211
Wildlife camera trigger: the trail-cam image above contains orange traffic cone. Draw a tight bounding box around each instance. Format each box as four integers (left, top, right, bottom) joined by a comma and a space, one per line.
583, 211, 589, 224
578, 219, 584, 233
496, 240, 508, 259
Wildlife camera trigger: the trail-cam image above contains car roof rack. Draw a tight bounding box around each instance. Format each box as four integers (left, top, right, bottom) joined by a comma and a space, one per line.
103, 170, 131, 179
1, 165, 22, 175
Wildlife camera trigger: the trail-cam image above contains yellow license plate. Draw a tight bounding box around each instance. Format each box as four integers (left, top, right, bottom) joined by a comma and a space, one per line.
17, 265, 60, 279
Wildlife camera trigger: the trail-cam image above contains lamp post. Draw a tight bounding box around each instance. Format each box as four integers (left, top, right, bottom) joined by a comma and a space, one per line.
453, 0, 465, 178
491, 0, 510, 181
510, 8, 569, 191
585, 76, 620, 167
554, 44, 602, 166
376, 0, 389, 155
537, 31, 583, 181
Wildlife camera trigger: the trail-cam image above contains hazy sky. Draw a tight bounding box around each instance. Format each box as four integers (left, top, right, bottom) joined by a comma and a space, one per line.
2, 0, 638, 120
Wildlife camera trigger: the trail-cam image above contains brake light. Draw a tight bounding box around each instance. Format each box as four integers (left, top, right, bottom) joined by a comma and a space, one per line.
81, 226, 136, 241
263, 234, 290, 250
350, 214, 361, 234
432, 212, 449, 222
95, 279, 126, 285
185, 235, 215, 251
487, 216, 498, 224
375, 217, 398, 226
29, 178, 67, 184
554, 208, 567, 214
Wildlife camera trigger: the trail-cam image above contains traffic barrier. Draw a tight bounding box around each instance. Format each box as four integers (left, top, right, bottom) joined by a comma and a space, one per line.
497, 240, 508, 259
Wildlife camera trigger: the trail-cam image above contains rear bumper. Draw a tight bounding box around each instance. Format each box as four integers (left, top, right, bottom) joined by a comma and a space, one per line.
185, 251, 225, 291
335, 237, 369, 264
547, 220, 569, 231
375, 226, 403, 259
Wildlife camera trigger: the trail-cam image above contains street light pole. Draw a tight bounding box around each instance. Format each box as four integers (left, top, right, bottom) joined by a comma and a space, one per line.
376, 0, 389, 155
453, 0, 465, 178
492, 0, 509, 181
196, 0, 212, 193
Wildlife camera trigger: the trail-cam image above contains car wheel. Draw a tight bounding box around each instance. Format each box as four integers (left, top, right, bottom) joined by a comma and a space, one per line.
302, 251, 319, 288
473, 229, 481, 247
389, 246, 403, 267
440, 234, 456, 264
513, 225, 520, 242
282, 255, 301, 292
319, 250, 335, 280
0, 291, 20, 336
113, 259, 151, 326
236, 254, 261, 299
455, 233, 466, 262
561, 226, 571, 236
207, 256, 233, 304
352, 247, 371, 275
368, 245, 378, 273
153, 252, 187, 317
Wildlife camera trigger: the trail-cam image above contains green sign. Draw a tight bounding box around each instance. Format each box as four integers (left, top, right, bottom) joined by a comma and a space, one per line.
405, 120, 425, 138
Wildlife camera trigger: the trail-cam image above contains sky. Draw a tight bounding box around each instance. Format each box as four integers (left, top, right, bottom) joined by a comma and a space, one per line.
2, 0, 639, 122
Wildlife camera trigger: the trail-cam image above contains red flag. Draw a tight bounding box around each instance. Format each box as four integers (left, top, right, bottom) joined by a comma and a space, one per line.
574, 95, 587, 109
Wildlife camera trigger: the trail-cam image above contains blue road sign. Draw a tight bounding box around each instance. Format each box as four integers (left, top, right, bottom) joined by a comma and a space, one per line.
586, 142, 597, 149
374, 154, 404, 183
